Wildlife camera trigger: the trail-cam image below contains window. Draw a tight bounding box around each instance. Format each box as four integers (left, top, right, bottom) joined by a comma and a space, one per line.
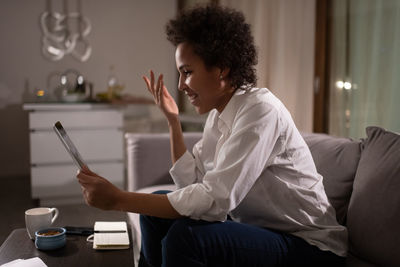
315, 0, 400, 138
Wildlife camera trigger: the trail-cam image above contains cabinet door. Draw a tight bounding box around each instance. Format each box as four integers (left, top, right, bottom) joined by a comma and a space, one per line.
30, 130, 123, 165
31, 162, 124, 198
29, 110, 123, 130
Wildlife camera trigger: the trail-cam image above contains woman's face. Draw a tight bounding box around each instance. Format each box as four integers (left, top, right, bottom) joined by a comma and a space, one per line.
175, 42, 234, 114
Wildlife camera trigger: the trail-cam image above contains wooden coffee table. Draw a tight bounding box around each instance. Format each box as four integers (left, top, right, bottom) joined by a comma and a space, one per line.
0, 228, 134, 266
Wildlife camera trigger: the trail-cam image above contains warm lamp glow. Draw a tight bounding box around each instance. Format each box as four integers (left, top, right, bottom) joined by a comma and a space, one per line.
36, 90, 45, 97
336, 81, 344, 89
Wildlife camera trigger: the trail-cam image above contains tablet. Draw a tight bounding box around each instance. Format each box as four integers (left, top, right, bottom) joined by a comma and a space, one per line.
53, 121, 88, 170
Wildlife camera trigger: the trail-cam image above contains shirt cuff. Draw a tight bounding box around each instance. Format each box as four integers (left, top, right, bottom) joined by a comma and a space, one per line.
169, 150, 197, 188
167, 184, 225, 221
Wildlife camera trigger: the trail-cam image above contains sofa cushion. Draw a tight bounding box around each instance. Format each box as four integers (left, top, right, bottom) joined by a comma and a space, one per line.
346, 126, 400, 267
302, 132, 361, 225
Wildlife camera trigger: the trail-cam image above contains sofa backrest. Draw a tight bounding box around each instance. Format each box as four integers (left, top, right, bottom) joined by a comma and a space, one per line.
345, 126, 400, 267
301, 132, 362, 225
125, 132, 202, 191
304, 127, 400, 267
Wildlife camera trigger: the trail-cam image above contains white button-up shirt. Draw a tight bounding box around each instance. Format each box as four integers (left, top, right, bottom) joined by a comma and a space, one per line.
167, 88, 347, 256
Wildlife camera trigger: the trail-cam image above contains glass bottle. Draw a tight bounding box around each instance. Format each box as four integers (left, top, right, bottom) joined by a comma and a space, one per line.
107, 65, 118, 99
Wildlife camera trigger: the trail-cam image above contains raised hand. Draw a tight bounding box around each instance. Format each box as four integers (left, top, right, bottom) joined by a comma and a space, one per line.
143, 70, 179, 121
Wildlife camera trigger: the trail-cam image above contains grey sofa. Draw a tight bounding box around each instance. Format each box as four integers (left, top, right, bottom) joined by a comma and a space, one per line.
125, 126, 400, 267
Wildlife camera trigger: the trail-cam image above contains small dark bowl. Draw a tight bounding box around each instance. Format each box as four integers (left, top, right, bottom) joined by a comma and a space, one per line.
35, 227, 66, 250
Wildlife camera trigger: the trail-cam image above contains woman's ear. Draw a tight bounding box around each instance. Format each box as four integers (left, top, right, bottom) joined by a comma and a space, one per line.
218, 68, 233, 92
219, 68, 230, 80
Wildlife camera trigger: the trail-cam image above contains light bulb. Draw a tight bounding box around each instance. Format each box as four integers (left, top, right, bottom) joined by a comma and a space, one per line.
344, 82, 352, 90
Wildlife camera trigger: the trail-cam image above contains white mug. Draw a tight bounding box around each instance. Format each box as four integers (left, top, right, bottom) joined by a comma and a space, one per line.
25, 207, 59, 239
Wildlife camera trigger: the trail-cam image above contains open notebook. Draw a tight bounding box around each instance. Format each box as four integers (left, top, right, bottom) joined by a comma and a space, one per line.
93, 221, 130, 250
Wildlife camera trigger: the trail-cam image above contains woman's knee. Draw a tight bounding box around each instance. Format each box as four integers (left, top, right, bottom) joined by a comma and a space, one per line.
161, 219, 213, 266
139, 214, 152, 227
161, 218, 198, 251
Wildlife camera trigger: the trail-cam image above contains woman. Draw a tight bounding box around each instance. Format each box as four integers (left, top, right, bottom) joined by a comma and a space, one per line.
77, 4, 347, 267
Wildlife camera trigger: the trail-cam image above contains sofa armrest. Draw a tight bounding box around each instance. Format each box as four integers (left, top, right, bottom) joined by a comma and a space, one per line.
125, 132, 202, 191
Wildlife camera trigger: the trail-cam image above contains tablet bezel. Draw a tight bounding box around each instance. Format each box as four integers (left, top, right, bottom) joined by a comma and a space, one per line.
53, 121, 88, 170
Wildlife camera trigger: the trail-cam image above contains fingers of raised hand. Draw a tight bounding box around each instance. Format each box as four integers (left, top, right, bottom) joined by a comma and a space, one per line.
150, 70, 155, 90
159, 80, 164, 104
156, 75, 163, 103
143, 70, 165, 105
143, 76, 151, 92
153, 74, 163, 104
143, 70, 154, 92
142, 70, 154, 88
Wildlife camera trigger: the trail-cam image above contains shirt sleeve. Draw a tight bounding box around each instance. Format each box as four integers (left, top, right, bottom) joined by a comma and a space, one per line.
169, 147, 203, 188
169, 112, 217, 188
167, 102, 284, 221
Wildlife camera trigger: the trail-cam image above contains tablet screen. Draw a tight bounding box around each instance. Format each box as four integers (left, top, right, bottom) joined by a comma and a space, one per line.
53, 121, 88, 170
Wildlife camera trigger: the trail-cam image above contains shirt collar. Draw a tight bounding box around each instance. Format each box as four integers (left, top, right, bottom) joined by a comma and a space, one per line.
217, 89, 249, 133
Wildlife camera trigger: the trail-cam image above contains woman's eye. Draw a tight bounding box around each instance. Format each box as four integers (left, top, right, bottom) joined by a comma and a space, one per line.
183, 70, 192, 76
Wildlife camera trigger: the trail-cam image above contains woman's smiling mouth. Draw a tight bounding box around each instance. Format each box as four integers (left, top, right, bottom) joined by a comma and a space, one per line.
185, 90, 199, 104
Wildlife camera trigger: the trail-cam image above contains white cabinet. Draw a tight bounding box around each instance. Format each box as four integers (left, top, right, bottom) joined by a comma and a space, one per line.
23, 103, 125, 205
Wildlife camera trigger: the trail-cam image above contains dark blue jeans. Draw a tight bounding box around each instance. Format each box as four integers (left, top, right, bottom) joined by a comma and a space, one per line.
139, 191, 345, 267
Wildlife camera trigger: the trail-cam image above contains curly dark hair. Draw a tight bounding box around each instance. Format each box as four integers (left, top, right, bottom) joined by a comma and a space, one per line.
165, 4, 257, 90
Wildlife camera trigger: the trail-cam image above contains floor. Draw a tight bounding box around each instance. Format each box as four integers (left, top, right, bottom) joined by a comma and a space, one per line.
0, 175, 127, 246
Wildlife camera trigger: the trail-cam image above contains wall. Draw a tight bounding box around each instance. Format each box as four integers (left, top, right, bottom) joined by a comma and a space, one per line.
0, 0, 177, 178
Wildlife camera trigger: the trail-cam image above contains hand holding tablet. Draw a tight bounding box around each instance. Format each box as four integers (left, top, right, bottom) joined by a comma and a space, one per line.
53, 121, 89, 171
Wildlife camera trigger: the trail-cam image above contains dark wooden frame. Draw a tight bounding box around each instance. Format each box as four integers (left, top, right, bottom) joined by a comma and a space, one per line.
313, 0, 332, 133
